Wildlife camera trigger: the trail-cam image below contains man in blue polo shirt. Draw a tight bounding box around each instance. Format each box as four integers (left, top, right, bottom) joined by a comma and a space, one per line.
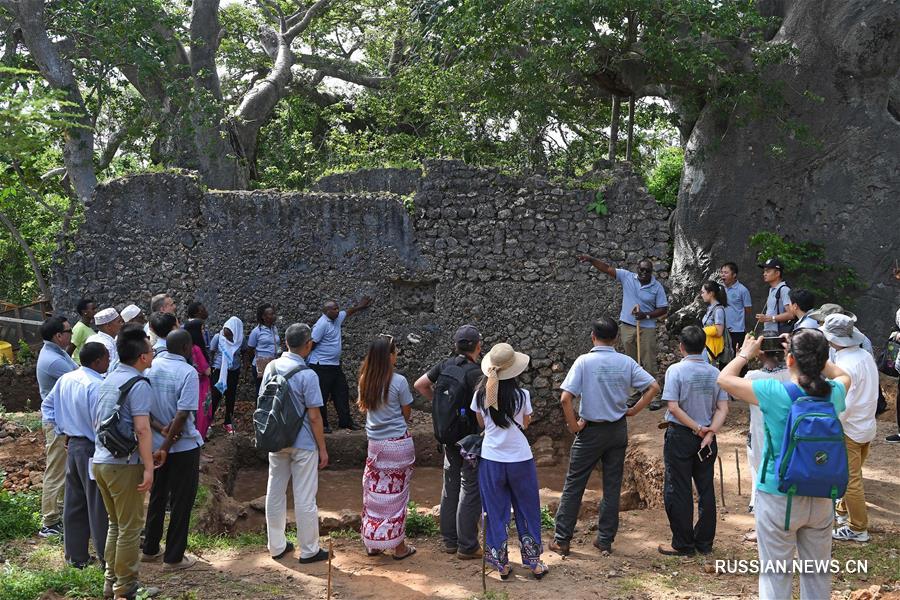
550, 317, 661, 556
141, 329, 201, 571
309, 296, 372, 432
45, 341, 110, 567
578, 254, 668, 410
755, 257, 793, 334
37, 316, 77, 538
658, 326, 729, 557
719, 262, 753, 354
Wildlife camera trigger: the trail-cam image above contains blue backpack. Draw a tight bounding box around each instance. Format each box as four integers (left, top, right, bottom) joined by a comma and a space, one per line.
760, 382, 848, 530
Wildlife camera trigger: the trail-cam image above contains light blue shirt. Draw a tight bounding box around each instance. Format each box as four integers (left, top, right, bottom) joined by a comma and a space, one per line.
662, 354, 728, 426
93, 364, 154, 465
615, 269, 668, 329
365, 373, 414, 441
209, 333, 242, 371
37, 341, 78, 422
764, 283, 791, 333
152, 339, 167, 355
46, 367, 104, 440
248, 325, 280, 368
309, 311, 347, 365
560, 346, 656, 422
793, 314, 819, 331
263, 353, 324, 451
723, 281, 752, 333
702, 303, 726, 328
147, 352, 202, 454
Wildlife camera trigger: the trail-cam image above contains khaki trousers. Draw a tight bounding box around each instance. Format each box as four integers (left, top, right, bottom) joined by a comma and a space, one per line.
94, 463, 146, 599
41, 423, 67, 527
619, 323, 658, 378
835, 436, 870, 532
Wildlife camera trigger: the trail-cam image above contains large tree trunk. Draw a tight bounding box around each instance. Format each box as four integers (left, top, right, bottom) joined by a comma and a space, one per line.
608, 95, 620, 161
670, 0, 900, 338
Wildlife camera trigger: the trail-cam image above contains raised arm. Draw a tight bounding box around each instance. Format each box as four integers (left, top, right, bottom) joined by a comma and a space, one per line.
717, 335, 764, 404
345, 296, 373, 319
576, 254, 617, 278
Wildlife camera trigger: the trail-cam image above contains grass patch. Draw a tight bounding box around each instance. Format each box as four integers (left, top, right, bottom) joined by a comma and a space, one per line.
469, 592, 509, 600
187, 531, 269, 552
832, 532, 900, 584
0, 564, 103, 600
193, 483, 210, 510
406, 501, 439, 537
0, 409, 42, 432
329, 528, 361, 540
0, 485, 41, 542
540, 505, 555, 530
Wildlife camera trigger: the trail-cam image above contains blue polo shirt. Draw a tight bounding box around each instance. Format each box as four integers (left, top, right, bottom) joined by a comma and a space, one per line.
793, 314, 819, 330
723, 281, 752, 333
147, 352, 203, 454
309, 311, 347, 365
248, 325, 280, 368
764, 283, 791, 334
615, 269, 668, 328
560, 345, 656, 422
37, 341, 78, 423
662, 354, 728, 426
262, 353, 324, 451
702, 303, 726, 329
93, 364, 154, 465
47, 367, 104, 440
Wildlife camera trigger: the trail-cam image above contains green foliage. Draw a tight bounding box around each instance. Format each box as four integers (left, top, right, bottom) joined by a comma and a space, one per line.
647, 147, 684, 208
540, 505, 555, 530
588, 190, 609, 216
405, 501, 439, 537
0, 485, 41, 542
15, 340, 33, 364
749, 231, 863, 307
470, 593, 509, 600
328, 528, 362, 540
0, 564, 104, 600
187, 531, 269, 551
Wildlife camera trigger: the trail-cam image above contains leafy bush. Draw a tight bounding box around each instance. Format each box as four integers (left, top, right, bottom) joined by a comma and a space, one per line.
0, 564, 103, 600
15, 339, 33, 364
406, 501, 439, 537
540, 505, 555, 530
646, 146, 684, 209
749, 231, 863, 307
588, 190, 608, 216
0, 484, 41, 541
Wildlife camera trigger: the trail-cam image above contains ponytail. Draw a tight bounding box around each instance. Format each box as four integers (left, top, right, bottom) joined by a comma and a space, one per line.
789, 329, 831, 397
702, 280, 729, 308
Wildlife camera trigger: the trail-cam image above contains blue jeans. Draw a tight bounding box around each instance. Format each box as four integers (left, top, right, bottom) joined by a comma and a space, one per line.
478, 458, 543, 571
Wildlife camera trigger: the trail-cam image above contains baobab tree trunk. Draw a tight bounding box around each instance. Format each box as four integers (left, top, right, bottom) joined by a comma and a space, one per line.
608, 95, 620, 162
625, 95, 636, 162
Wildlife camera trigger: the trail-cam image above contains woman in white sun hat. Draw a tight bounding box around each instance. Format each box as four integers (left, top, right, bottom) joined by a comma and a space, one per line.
471, 342, 548, 581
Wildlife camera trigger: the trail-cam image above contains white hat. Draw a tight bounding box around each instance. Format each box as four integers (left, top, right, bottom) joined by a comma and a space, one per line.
481, 342, 530, 410
121, 304, 141, 323
820, 314, 866, 347
94, 307, 120, 325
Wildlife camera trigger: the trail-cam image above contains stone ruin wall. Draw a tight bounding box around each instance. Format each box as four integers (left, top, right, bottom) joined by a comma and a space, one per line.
51, 160, 672, 439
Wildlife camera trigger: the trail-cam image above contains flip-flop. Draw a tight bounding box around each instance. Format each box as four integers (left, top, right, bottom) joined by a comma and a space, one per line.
366, 549, 383, 557
531, 562, 549, 580
393, 546, 417, 560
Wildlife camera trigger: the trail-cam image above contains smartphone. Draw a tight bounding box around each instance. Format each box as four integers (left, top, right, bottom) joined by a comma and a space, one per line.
761, 336, 785, 352
697, 445, 713, 462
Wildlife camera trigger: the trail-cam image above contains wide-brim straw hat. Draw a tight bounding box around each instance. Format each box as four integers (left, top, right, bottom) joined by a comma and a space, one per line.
820, 313, 867, 347
806, 303, 856, 325
481, 342, 530, 380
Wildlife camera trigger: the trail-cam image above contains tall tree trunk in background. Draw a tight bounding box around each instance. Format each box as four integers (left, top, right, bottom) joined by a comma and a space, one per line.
608, 95, 620, 162
0, 210, 51, 300
625, 95, 635, 162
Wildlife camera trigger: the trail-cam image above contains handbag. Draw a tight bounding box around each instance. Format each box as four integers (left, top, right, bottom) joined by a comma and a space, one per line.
457, 410, 528, 468
877, 337, 899, 377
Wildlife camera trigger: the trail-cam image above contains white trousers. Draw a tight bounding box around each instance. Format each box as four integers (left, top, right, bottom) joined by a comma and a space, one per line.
755, 491, 833, 600
265, 447, 320, 559
747, 404, 764, 508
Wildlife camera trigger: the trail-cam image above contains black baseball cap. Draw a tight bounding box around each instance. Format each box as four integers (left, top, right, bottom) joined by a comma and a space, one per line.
453, 324, 481, 344
758, 257, 785, 271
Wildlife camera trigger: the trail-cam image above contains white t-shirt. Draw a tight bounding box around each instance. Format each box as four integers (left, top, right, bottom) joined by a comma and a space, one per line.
833, 346, 879, 443
470, 390, 533, 463
744, 366, 791, 472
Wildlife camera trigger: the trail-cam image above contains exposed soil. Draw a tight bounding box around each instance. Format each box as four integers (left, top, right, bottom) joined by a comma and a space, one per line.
2, 375, 898, 599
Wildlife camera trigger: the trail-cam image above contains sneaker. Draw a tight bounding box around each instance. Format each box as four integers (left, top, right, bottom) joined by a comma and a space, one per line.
835, 514, 849, 527
140, 549, 164, 563
885, 433, 900, 444
832, 525, 869, 543
38, 522, 63, 538
648, 399, 665, 412
162, 554, 197, 571
223, 424, 234, 435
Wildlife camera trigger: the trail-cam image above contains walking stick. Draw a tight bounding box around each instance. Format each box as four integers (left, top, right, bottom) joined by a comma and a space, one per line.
735, 448, 742, 497
327, 538, 333, 600
481, 511, 487, 594
717, 454, 726, 507
634, 305, 642, 365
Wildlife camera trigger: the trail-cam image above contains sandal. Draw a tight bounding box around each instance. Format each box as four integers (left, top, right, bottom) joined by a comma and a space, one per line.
393, 545, 416, 560
531, 562, 549, 580
366, 549, 383, 557
499, 564, 512, 580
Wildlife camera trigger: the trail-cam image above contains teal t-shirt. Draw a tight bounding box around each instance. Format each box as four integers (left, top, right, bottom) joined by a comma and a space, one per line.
752, 378, 847, 496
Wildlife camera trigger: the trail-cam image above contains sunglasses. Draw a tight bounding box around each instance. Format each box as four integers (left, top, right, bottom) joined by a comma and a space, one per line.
378, 333, 394, 344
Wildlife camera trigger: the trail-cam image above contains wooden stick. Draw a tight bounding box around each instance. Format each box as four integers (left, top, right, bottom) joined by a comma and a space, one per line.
735, 448, 742, 497
327, 538, 333, 600
717, 454, 726, 507
482, 511, 487, 594
634, 306, 642, 364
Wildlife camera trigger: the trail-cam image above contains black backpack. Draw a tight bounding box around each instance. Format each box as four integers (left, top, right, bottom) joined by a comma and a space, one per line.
774, 283, 795, 334
253, 364, 308, 453
431, 357, 479, 445
96, 376, 148, 459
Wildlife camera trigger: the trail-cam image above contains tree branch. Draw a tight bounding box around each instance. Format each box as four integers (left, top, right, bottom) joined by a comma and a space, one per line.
0, 208, 51, 300
295, 53, 386, 88
284, 0, 333, 41
10, 162, 65, 218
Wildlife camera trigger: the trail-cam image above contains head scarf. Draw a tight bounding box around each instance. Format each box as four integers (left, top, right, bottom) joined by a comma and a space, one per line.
214, 316, 244, 393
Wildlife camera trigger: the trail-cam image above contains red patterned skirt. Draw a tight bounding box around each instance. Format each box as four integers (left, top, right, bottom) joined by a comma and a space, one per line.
361, 433, 415, 550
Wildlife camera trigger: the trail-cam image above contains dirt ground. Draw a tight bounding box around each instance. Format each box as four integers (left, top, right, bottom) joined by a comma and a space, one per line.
1, 375, 899, 599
